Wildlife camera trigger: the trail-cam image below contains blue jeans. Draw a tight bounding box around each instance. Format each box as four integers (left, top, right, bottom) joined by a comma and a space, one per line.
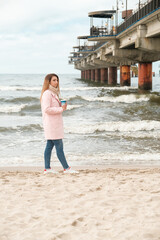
44, 139, 69, 170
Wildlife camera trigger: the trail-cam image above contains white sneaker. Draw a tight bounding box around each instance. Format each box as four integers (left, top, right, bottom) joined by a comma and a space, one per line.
64, 167, 79, 174
44, 168, 58, 174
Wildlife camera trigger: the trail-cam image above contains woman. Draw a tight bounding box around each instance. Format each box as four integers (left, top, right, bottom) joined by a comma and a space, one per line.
40, 73, 78, 174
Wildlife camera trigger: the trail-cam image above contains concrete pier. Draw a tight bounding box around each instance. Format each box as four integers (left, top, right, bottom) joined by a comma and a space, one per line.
69, 1, 160, 91
91, 69, 95, 81
120, 65, 131, 86
138, 63, 152, 90
100, 68, 108, 84
108, 67, 117, 85
95, 69, 100, 82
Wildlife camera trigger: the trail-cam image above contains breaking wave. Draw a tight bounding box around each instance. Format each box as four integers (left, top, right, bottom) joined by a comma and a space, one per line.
0, 85, 136, 92
0, 124, 42, 133
68, 94, 150, 103
0, 86, 41, 91
0, 104, 26, 113
65, 120, 160, 135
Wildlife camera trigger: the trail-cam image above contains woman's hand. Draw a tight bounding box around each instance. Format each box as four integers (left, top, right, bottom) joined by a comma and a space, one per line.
62, 102, 67, 111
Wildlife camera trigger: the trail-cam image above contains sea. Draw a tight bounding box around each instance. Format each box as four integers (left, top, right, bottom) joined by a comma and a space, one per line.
0, 73, 160, 167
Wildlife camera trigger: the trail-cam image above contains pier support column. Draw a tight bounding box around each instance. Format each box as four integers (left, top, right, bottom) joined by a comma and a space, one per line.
108, 67, 117, 85
91, 69, 95, 82
86, 70, 88, 80
138, 63, 152, 90
83, 71, 85, 79
100, 68, 108, 84
132, 71, 134, 78
88, 70, 91, 81
87, 70, 90, 80
95, 69, 100, 82
84, 70, 87, 80
81, 71, 85, 79
86, 70, 91, 80
120, 65, 131, 86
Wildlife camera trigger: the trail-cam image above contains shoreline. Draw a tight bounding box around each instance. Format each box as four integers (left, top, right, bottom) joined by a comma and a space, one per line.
0, 164, 160, 172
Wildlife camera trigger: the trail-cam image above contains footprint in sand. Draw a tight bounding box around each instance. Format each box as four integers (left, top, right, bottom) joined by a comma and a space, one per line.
55, 233, 72, 240
71, 217, 84, 226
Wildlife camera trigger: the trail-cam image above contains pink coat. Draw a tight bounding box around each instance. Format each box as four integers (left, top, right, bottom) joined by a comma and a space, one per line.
41, 90, 64, 140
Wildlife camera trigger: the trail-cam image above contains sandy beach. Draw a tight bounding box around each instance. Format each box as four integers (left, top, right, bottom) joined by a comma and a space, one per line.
0, 166, 160, 240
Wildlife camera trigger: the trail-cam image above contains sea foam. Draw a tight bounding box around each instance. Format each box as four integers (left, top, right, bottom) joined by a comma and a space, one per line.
0, 85, 136, 92
0, 86, 41, 91
0, 104, 26, 113
65, 120, 160, 135
67, 105, 83, 110
81, 94, 149, 103
67, 152, 160, 165
61, 86, 136, 91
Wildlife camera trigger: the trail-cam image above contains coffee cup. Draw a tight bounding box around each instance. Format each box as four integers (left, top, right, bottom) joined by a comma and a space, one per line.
60, 100, 67, 106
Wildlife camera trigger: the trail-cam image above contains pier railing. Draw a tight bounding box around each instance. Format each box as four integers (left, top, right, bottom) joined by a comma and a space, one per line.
117, 0, 160, 34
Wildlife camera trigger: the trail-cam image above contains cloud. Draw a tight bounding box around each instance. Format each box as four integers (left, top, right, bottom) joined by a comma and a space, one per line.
0, 22, 90, 73
0, 0, 159, 73
0, 0, 141, 34
0, 0, 101, 73
0, 0, 112, 33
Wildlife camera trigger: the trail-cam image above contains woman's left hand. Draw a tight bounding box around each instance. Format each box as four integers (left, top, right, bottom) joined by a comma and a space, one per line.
62, 102, 67, 111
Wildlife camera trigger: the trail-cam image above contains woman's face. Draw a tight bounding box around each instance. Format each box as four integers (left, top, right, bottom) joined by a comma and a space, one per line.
50, 76, 58, 88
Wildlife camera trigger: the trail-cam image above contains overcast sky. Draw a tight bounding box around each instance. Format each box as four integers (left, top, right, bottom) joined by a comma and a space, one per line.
0, 0, 159, 74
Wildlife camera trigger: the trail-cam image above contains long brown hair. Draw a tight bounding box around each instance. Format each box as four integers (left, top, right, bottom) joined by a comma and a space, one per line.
40, 73, 60, 101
